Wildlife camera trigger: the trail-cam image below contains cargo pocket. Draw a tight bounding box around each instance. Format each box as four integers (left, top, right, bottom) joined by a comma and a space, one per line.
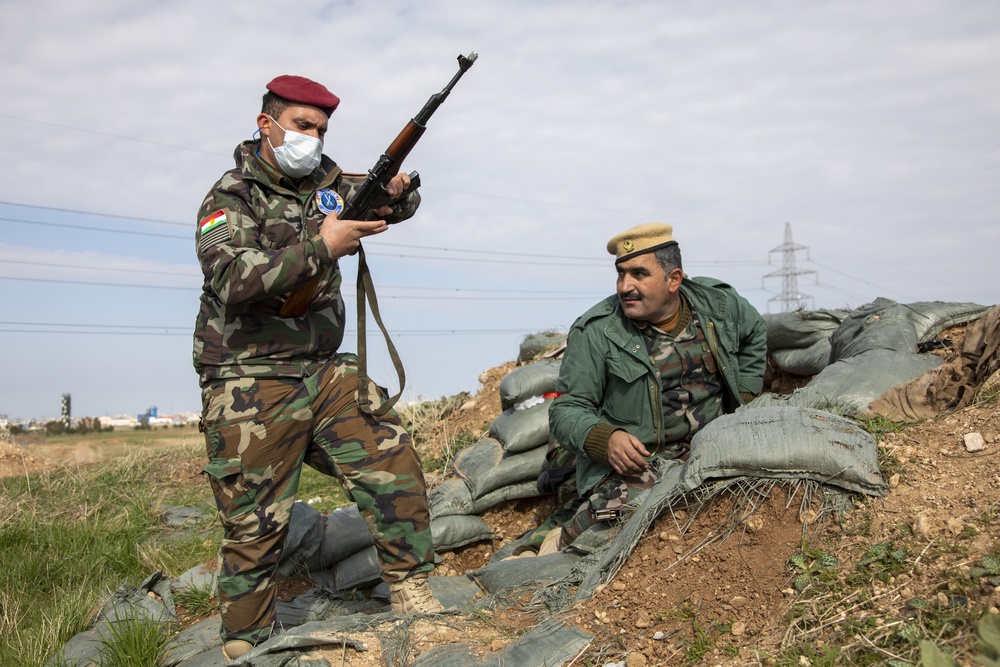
202, 457, 260, 529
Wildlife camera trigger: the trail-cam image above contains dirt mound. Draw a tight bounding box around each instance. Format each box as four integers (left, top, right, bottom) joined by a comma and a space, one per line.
413, 322, 1000, 665
0, 440, 52, 478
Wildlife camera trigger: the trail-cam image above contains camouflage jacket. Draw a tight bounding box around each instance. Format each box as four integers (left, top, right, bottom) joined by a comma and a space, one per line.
192, 140, 419, 386
548, 276, 767, 493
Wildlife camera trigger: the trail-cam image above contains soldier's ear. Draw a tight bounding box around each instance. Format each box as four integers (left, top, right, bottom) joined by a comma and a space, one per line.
667, 268, 683, 293
256, 114, 271, 137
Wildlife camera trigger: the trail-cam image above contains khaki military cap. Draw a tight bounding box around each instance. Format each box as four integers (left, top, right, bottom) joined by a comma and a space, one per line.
607, 223, 677, 263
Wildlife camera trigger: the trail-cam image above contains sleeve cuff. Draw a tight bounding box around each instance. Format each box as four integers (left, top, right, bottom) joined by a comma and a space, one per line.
308, 235, 335, 267
583, 423, 618, 465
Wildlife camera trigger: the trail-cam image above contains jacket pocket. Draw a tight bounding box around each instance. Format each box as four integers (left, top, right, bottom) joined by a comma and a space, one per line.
603, 353, 648, 426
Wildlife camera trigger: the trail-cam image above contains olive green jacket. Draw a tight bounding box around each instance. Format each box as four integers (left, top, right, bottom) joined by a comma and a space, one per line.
548, 276, 767, 493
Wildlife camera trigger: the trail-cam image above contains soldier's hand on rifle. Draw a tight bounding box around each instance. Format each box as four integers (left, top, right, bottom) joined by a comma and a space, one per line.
319, 214, 388, 258
373, 172, 411, 217
607, 429, 651, 476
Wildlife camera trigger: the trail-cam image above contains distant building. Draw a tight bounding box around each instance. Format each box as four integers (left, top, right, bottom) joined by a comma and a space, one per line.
99, 415, 140, 430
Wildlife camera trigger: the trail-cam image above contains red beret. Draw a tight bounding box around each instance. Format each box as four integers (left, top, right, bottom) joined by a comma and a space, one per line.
265, 75, 340, 115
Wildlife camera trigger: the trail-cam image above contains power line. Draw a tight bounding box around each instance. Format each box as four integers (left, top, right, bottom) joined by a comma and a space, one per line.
2, 216, 192, 239
0, 324, 536, 337
0, 113, 227, 157
0, 262, 604, 294
803, 259, 917, 301
0, 276, 603, 300
2, 259, 196, 277
0, 217, 766, 267
1, 200, 771, 266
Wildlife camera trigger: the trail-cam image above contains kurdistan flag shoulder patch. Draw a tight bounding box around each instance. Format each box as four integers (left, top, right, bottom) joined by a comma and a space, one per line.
198, 209, 232, 251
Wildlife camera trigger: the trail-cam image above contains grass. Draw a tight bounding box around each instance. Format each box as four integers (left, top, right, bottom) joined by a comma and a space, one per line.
0, 428, 392, 665
397, 392, 481, 476
173, 583, 217, 617
0, 446, 218, 667
96, 614, 174, 666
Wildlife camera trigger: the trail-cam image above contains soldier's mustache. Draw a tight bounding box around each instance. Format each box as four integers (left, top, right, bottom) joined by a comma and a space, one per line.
620, 291, 641, 301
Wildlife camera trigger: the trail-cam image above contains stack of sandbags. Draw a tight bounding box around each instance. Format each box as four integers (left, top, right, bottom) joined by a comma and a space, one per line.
765, 308, 849, 377
865, 304, 1000, 421
428, 359, 563, 552
755, 299, 990, 416
276, 502, 382, 591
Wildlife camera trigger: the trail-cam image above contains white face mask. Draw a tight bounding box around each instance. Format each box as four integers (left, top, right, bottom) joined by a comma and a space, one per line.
266, 115, 323, 178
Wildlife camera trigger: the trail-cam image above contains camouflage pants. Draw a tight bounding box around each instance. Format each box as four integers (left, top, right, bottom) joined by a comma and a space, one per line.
200, 353, 434, 645
558, 468, 659, 548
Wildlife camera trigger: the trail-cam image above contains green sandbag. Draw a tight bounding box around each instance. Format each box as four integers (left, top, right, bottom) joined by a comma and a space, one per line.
771, 338, 831, 376
765, 309, 850, 350
488, 399, 552, 453
454, 439, 548, 499
499, 360, 561, 410
431, 514, 493, 552
754, 348, 943, 416
686, 405, 886, 496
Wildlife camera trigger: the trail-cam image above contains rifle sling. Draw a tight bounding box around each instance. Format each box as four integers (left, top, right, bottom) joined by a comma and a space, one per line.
355, 242, 405, 417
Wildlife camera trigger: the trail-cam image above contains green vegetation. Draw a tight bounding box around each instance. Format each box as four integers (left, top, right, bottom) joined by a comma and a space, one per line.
788, 547, 839, 592
777, 513, 998, 667
0, 428, 371, 665
653, 601, 736, 664
97, 614, 173, 667
173, 583, 217, 617
855, 415, 912, 442
397, 393, 480, 475
0, 445, 217, 666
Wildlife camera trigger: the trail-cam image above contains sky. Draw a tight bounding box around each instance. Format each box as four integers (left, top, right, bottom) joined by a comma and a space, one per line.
1, 0, 997, 421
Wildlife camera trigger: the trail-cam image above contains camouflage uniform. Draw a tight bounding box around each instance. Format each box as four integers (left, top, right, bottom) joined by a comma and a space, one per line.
548, 277, 767, 546
194, 141, 432, 645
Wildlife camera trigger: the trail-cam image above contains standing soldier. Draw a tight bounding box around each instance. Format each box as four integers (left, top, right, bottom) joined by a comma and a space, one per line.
193, 75, 443, 660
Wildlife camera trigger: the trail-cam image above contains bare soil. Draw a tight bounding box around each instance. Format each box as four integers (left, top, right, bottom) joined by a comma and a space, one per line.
5, 327, 999, 666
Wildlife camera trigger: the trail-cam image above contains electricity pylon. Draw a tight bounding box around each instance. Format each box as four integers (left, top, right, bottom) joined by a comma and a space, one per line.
763, 222, 817, 313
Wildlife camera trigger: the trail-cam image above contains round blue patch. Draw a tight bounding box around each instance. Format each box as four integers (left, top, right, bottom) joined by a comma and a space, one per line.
315, 188, 345, 215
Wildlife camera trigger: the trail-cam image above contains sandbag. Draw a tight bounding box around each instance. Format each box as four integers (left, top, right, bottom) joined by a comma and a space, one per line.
455, 439, 548, 499
904, 301, 991, 341
518, 331, 567, 363
865, 304, 1000, 421
765, 309, 850, 350
332, 546, 381, 591
469, 480, 541, 514
410, 617, 592, 667
499, 360, 561, 410
277, 501, 324, 576
753, 348, 944, 416
430, 476, 540, 519
319, 504, 375, 566
771, 338, 831, 376
467, 552, 582, 595
489, 399, 552, 453
431, 514, 494, 552
829, 298, 918, 361
429, 478, 476, 518
686, 405, 887, 496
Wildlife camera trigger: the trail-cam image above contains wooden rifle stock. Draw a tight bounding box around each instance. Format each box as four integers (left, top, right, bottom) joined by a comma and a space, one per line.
279, 52, 476, 319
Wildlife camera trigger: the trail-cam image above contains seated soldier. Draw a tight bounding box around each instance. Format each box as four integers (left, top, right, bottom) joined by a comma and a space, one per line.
540, 222, 767, 551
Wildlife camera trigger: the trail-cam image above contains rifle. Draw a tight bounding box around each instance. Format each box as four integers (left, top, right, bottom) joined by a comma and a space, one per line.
281, 51, 478, 416
280, 51, 478, 318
